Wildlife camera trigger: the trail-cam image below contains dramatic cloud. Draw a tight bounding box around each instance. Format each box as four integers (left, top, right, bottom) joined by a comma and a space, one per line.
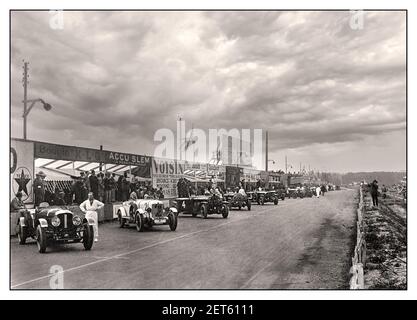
11, 11, 406, 172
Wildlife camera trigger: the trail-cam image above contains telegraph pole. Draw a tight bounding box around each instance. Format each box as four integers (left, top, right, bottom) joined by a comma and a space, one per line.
22, 61, 28, 140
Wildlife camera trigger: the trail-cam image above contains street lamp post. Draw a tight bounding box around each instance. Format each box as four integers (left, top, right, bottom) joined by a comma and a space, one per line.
22, 61, 52, 140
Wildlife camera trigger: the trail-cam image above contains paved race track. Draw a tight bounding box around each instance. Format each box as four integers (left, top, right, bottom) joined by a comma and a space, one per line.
11, 189, 357, 289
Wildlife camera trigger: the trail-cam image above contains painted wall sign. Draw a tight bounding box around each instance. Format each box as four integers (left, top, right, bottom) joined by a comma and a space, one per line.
10, 139, 34, 203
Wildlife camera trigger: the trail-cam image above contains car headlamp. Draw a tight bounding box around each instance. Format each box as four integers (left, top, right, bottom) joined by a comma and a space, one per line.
73, 216, 82, 226
51, 216, 61, 227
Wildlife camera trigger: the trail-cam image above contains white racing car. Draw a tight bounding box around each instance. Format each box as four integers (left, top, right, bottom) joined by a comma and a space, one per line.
117, 198, 178, 232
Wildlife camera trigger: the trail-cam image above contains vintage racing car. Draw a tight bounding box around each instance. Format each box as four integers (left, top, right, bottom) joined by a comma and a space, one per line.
253, 190, 279, 205
16, 203, 95, 253
274, 188, 286, 201
176, 194, 229, 218
117, 198, 178, 231
223, 192, 252, 210
287, 187, 300, 199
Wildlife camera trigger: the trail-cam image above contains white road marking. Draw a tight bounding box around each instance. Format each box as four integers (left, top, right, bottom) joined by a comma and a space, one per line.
11, 201, 297, 289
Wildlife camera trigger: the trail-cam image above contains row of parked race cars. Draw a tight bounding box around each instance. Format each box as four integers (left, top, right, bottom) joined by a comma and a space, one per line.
15, 187, 336, 254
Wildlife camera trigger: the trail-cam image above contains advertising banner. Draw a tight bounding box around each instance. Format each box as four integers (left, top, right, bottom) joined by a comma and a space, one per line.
34, 141, 151, 176
207, 164, 226, 181
10, 139, 35, 203
184, 161, 207, 172
225, 166, 242, 188
152, 158, 185, 198
242, 168, 261, 183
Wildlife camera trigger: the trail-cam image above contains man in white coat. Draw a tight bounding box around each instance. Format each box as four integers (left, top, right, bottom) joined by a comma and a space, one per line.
79, 192, 104, 242
316, 186, 321, 198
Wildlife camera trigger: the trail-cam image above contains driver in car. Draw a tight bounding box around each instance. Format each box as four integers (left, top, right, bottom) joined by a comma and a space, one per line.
11, 192, 25, 211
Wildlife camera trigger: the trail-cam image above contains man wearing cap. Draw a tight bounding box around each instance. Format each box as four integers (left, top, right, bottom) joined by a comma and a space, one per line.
33, 171, 46, 206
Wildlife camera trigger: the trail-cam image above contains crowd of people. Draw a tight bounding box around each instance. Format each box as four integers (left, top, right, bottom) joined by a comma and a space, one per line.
10, 169, 165, 210
71, 170, 165, 205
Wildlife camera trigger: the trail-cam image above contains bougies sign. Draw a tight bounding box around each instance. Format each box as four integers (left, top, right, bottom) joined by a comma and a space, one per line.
34, 141, 151, 168
10, 139, 34, 203
152, 158, 185, 198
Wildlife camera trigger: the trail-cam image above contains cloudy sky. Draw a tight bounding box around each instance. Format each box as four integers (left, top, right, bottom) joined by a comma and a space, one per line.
11, 11, 406, 172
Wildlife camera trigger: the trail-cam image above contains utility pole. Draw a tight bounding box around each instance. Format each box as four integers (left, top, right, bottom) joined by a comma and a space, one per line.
285, 155, 287, 174
23, 61, 28, 140
265, 130, 269, 172
99, 145, 103, 172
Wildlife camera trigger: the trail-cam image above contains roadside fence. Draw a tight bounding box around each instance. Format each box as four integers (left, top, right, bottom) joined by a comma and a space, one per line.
349, 186, 366, 289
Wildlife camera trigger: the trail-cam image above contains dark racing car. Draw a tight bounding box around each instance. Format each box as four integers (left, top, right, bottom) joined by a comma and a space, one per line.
16, 202, 95, 253
253, 190, 279, 205
223, 192, 252, 210
176, 194, 229, 218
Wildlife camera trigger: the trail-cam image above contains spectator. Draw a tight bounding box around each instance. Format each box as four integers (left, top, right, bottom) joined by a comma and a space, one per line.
72, 176, 83, 205
117, 173, 123, 201
110, 173, 116, 202
370, 180, 379, 207
157, 187, 164, 199
80, 171, 89, 201
89, 170, 99, 199
104, 172, 112, 203
321, 185, 326, 196
121, 172, 130, 201
315, 186, 321, 198
33, 171, 46, 206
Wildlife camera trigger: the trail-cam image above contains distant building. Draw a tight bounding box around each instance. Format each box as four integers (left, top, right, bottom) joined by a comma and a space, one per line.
210, 134, 254, 168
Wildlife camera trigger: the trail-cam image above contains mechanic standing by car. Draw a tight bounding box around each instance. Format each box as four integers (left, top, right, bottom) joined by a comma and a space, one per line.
79, 192, 104, 242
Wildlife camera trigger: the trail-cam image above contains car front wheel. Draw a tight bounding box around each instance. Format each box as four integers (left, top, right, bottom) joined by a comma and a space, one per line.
247, 200, 251, 211
222, 205, 229, 219
118, 211, 125, 228
17, 224, 27, 245
83, 224, 94, 250
168, 212, 178, 231
200, 204, 208, 219
36, 225, 47, 254
136, 214, 144, 232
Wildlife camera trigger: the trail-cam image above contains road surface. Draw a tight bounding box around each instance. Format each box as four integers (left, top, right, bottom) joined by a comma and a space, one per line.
11, 189, 357, 289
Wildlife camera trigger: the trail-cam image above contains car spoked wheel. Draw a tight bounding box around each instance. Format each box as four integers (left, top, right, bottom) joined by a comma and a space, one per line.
274, 198, 278, 205
136, 214, 144, 232
260, 197, 265, 205
83, 224, 94, 250
168, 212, 178, 231
17, 224, 27, 245
118, 211, 125, 228
222, 205, 229, 219
200, 204, 208, 219
36, 225, 47, 254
